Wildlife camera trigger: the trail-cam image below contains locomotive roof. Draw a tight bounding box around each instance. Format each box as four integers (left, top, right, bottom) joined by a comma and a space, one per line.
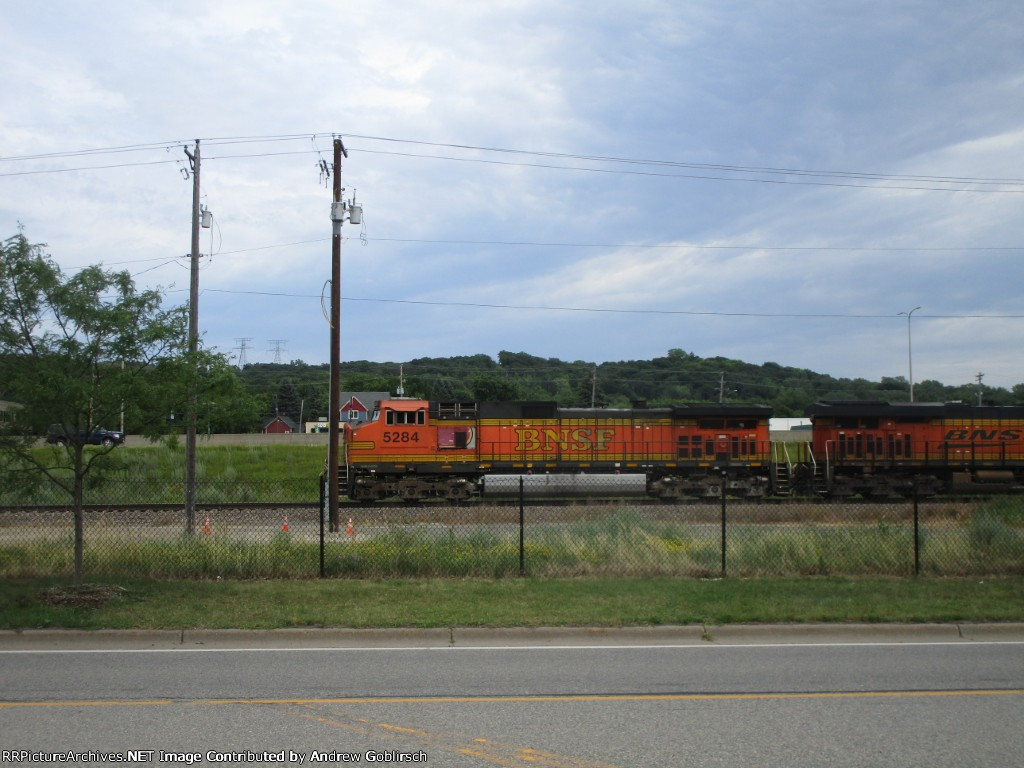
429, 400, 773, 420
670, 403, 772, 417
807, 400, 1024, 419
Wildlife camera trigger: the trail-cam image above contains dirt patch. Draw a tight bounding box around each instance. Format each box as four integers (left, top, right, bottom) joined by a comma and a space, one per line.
37, 583, 126, 608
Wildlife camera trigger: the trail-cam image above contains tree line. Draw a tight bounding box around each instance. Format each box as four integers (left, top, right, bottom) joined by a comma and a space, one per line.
240, 349, 1024, 429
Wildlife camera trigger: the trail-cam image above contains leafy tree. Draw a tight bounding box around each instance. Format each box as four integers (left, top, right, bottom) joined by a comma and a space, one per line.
341, 372, 395, 394
273, 378, 302, 422
0, 232, 198, 584
470, 372, 521, 401
197, 358, 263, 433
233, 348, 1024, 416
572, 367, 607, 407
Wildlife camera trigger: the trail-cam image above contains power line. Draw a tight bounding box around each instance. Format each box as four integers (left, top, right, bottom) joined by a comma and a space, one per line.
5, 131, 1024, 192
349, 146, 1024, 193
340, 133, 1024, 187
196, 288, 1024, 320
79, 235, 1022, 269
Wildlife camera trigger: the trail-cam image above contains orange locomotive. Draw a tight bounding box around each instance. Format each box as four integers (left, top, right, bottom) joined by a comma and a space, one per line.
343, 399, 773, 501
807, 400, 1024, 496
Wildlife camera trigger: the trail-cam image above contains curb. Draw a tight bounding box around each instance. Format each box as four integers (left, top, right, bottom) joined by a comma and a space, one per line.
2, 623, 1023, 650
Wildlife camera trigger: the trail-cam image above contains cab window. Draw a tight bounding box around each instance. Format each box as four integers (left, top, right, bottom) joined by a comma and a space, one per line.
386, 409, 425, 425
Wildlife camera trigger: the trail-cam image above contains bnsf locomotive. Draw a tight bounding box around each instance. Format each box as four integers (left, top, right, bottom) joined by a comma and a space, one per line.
340, 398, 1024, 501
806, 400, 1024, 497
343, 399, 772, 501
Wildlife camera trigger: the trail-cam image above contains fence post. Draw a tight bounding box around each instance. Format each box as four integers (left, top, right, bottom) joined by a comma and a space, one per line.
913, 483, 920, 577
319, 472, 326, 578
720, 470, 727, 577
519, 476, 525, 577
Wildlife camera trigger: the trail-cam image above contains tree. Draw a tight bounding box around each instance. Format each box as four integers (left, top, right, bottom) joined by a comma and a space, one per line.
470, 372, 522, 401
273, 378, 302, 422
197, 358, 264, 433
0, 232, 194, 584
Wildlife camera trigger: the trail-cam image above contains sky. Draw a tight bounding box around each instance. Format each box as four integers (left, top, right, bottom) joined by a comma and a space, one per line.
2, 1, 1023, 394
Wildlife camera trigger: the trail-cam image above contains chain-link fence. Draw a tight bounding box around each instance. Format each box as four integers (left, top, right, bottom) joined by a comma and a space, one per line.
1, 476, 1022, 579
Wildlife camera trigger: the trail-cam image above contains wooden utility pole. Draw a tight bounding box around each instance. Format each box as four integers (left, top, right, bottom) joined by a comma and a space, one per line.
185, 139, 201, 535
328, 138, 344, 532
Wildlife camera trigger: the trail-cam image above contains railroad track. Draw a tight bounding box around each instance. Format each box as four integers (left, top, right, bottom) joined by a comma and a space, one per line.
0, 493, 1006, 515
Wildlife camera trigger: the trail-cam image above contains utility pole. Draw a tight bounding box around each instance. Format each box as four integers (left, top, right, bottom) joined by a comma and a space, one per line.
328, 138, 344, 533
184, 140, 201, 536
326, 138, 362, 532
976, 372, 984, 406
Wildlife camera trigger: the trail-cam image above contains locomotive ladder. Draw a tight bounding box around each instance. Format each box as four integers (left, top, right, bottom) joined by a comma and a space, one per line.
772, 441, 821, 496
773, 443, 793, 496
336, 462, 348, 494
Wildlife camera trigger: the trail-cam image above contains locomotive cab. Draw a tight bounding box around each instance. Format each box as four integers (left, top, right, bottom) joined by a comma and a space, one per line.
345, 399, 478, 501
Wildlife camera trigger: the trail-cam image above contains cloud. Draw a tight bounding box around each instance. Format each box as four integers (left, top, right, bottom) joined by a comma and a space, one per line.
2, 1, 1023, 390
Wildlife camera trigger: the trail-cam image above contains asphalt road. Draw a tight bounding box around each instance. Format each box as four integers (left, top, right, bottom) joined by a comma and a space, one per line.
1, 625, 1022, 768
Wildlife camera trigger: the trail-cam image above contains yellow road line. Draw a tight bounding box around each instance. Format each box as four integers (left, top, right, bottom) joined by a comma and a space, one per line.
0, 700, 174, 709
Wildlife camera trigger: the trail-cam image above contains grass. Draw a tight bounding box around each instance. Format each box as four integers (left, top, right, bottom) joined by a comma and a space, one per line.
1, 444, 325, 504
2, 503, 1022, 580
2, 576, 1022, 630
1, 447, 1023, 631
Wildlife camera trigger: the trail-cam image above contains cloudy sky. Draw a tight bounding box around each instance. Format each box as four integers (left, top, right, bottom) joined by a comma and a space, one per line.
2, 1, 1023, 392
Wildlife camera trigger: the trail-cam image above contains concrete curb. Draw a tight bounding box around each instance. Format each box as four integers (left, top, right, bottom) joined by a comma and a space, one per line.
1, 623, 1023, 650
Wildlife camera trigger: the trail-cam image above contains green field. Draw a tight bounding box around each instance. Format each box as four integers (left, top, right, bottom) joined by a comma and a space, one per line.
2, 576, 1023, 630
2, 443, 326, 504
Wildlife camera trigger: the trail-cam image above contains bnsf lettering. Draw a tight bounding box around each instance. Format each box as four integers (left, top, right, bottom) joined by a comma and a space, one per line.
515, 427, 616, 452
943, 429, 1021, 441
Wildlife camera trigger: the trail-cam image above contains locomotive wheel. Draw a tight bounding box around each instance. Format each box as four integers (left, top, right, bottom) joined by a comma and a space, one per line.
399, 483, 424, 501
444, 480, 473, 502
351, 479, 387, 501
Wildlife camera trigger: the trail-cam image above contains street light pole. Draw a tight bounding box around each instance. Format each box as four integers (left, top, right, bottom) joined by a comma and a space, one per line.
899, 306, 921, 402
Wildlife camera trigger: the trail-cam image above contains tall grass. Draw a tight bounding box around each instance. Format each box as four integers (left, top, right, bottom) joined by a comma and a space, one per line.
3, 505, 1021, 579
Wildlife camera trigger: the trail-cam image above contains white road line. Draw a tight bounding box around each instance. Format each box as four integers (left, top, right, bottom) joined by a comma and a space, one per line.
1, 640, 1023, 653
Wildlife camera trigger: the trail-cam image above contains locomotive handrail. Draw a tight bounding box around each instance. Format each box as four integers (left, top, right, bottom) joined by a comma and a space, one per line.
775, 440, 792, 470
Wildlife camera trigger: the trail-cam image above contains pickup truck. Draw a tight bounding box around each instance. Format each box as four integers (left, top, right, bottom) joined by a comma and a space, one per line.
46, 424, 125, 447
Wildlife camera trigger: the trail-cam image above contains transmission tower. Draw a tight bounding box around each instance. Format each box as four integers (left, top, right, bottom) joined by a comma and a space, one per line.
233, 337, 254, 368
268, 339, 288, 364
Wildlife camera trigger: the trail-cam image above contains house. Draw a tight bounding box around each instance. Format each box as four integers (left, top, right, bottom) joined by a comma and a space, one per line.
262, 414, 299, 434
341, 392, 390, 425
305, 391, 389, 433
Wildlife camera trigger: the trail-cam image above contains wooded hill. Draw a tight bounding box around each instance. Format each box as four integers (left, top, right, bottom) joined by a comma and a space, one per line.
237, 348, 1023, 429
